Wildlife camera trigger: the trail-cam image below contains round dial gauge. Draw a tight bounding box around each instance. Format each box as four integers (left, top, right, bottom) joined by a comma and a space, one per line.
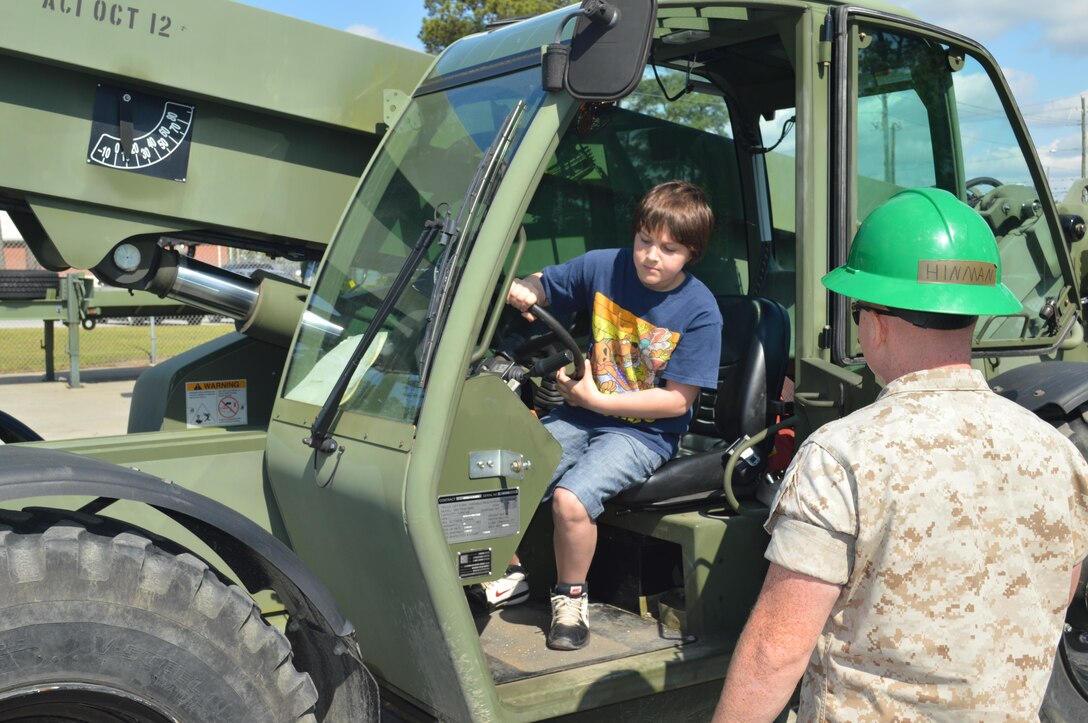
112, 243, 142, 272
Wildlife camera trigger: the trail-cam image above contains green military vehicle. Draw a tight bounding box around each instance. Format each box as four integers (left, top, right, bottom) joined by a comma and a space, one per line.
2, 0, 1087, 720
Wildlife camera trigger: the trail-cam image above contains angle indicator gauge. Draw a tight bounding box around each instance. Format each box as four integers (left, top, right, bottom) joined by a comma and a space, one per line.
87, 85, 195, 182
112, 243, 142, 272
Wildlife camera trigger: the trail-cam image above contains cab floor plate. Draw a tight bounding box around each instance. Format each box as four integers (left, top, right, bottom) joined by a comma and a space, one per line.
475, 600, 685, 684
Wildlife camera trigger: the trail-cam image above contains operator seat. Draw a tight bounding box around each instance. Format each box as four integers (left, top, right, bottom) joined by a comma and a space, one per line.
612, 294, 790, 509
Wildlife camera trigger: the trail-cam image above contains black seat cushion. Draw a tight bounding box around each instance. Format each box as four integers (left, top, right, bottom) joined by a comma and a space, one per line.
612, 295, 790, 508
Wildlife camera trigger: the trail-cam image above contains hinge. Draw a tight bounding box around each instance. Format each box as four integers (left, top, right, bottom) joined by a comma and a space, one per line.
818, 12, 833, 74
469, 450, 532, 480
383, 89, 409, 128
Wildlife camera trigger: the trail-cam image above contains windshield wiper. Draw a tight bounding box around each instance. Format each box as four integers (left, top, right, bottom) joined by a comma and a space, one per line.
417, 101, 526, 383
304, 101, 526, 453
304, 218, 443, 453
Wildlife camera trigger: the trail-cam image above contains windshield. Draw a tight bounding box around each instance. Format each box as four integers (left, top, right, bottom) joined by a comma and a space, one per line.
283, 68, 546, 425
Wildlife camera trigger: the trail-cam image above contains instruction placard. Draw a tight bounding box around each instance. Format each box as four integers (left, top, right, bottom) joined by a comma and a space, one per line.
185, 379, 248, 428
438, 488, 519, 544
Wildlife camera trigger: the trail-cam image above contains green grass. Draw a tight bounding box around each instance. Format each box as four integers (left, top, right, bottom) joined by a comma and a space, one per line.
0, 323, 232, 374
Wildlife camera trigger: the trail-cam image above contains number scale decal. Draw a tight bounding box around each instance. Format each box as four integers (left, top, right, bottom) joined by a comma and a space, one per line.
89, 101, 193, 170
86, 85, 195, 182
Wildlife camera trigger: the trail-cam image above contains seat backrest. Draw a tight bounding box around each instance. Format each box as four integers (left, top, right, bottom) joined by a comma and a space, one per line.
686, 295, 790, 444
608, 294, 791, 509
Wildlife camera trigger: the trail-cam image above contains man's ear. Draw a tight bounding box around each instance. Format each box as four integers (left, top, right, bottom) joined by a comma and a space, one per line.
866, 311, 890, 350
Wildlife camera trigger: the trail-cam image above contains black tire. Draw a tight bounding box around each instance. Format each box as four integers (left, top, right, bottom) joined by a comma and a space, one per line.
0, 270, 60, 300
1041, 405, 1088, 722
1042, 634, 1088, 723
0, 522, 319, 722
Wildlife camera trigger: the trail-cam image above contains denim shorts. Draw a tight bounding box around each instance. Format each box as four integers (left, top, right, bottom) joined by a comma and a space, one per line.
541, 415, 665, 520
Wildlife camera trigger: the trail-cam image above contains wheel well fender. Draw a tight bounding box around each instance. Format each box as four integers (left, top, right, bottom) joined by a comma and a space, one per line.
989, 361, 1088, 418
0, 446, 357, 655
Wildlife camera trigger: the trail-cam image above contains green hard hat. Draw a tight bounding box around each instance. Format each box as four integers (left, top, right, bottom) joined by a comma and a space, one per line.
822, 187, 1021, 316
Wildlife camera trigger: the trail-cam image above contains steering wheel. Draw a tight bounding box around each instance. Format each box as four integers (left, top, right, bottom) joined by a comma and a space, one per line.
965, 176, 1002, 208
526, 303, 585, 380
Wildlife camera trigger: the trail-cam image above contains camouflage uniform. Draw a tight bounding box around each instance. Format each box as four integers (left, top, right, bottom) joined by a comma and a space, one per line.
766, 367, 1088, 721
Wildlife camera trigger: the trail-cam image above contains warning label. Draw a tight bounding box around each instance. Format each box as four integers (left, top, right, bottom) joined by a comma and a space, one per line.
185, 379, 248, 428
457, 549, 492, 579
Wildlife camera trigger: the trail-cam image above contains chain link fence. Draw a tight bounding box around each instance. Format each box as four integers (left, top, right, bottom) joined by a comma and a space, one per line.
0, 224, 307, 376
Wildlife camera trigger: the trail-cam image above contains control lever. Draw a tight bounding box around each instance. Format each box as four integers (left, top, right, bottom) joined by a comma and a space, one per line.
510, 350, 574, 384
532, 350, 576, 379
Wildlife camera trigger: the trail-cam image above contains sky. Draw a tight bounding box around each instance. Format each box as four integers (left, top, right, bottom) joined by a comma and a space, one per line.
235, 0, 1088, 195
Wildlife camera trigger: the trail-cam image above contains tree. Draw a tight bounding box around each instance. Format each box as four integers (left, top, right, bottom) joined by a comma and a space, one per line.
623, 68, 732, 137
421, 0, 566, 54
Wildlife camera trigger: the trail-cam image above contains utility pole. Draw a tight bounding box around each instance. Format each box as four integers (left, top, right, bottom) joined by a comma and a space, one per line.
1081, 96, 1085, 178
882, 94, 891, 184
890, 122, 900, 185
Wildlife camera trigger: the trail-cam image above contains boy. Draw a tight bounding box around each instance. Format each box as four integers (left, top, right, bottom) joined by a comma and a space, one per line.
480, 180, 723, 651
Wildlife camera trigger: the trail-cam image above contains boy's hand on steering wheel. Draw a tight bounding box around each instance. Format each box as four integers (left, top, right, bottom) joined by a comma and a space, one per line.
507, 276, 546, 321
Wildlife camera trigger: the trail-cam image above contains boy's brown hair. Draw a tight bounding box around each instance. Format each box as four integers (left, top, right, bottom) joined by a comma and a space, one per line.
631, 180, 714, 264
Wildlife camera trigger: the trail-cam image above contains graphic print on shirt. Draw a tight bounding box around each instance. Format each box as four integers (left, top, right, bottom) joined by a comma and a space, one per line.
590, 293, 680, 422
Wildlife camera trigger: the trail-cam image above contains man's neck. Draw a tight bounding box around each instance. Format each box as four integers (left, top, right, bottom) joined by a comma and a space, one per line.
882, 361, 973, 385
874, 322, 974, 384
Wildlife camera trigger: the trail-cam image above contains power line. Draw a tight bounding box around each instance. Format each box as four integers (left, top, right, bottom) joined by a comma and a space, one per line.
1017, 93, 1088, 111
955, 101, 1079, 126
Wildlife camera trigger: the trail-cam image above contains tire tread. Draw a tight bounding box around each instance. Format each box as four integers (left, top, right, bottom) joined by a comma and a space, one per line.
0, 269, 60, 300
0, 522, 319, 721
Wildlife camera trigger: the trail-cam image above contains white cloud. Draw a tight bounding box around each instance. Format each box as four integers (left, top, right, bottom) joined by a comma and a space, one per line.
345, 23, 420, 51
998, 67, 1037, 104
897, 0, 1088, 56
345, 23, 397, 43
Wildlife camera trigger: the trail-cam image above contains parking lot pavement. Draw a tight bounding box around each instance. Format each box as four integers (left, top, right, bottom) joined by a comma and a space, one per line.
0, 365, 144, 440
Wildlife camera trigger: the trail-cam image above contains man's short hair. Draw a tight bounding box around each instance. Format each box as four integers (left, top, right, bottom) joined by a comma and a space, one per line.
631, 180, 714, 264
891, 307, 977, 330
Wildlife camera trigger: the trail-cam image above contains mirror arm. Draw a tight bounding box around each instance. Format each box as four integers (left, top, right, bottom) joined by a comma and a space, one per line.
551, 11, 579, 45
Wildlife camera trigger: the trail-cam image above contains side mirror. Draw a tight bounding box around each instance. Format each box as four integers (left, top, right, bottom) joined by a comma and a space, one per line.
542, 0, 657, 102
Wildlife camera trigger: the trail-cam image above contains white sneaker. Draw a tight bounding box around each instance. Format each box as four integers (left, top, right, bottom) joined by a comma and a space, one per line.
470, 565, 529, 610
547, 583, 589, 650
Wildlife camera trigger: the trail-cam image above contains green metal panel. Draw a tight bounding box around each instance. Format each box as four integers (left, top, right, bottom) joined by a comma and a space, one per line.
85, 287, 205, 318
0, 0, 433, 270
4, 0, 430, 133
598, 508, 769, 637
128, 333, 287, 433
794, 5, 832, 372
5, 429, 286, 604
263, 411, 451, 714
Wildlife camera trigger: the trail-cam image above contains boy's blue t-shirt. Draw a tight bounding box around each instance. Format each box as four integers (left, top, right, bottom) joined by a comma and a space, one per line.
540, 248, 722, 459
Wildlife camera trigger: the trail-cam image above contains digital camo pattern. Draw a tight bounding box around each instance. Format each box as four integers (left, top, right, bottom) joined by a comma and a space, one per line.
766, 367, 1088, 721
